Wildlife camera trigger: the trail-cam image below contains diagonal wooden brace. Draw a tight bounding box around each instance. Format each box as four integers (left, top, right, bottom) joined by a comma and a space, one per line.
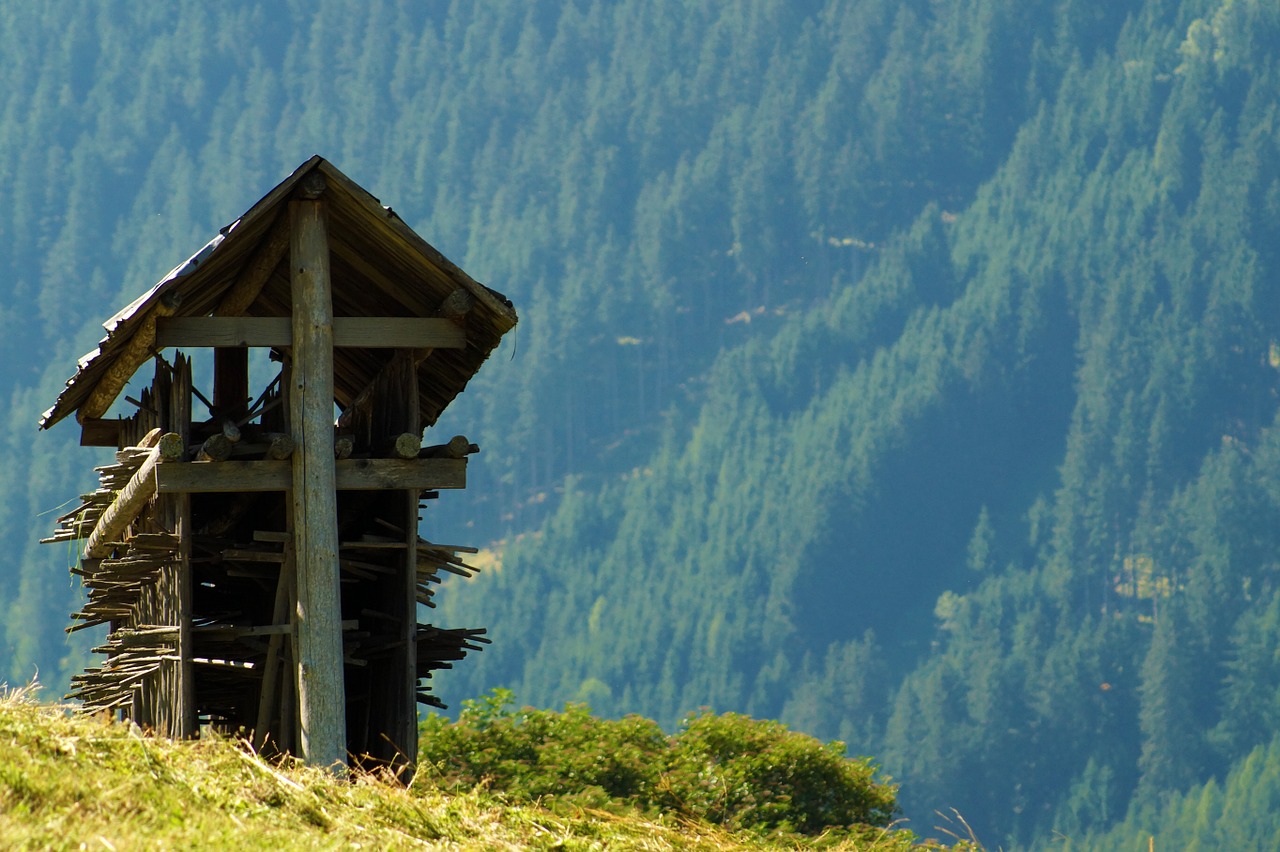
82, 433, 184, 559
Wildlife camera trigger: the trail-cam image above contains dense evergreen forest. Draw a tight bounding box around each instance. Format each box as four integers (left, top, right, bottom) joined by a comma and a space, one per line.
3, 0, 1280, 846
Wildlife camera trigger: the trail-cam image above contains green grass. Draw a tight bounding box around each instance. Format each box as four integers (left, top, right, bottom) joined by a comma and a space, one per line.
0, 686, 973, 850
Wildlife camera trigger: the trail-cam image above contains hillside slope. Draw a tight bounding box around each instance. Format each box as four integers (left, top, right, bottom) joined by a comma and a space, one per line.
430, 0, 1280, 844
0, 689, 954, 851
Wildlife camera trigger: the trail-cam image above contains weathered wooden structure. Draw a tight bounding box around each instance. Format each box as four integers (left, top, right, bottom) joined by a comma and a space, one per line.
40, 157, 517, 772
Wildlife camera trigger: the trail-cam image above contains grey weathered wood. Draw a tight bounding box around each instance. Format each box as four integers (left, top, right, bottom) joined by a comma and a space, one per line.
197, 433, 234, 462
289, 194, 347, 772
254, 540, 293, 752
266, 433, 295, 460
155, 458, 467, 493
169, 355, 196, 739
155, 316, 466, 349
400, 490, 419, 768
386, 432, 421, 460
421, 435, 475, 459
79, 418, 122, 447
83, 433, 184, 559
437, 287, 475, 319
336, 317, 465, 348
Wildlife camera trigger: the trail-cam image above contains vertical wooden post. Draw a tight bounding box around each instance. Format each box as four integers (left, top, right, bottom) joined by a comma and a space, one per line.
254, 538, 294, 752
400, 490, 419, 769
288, 174, 346, 770
213, 347, 250, 422
399, 356, 420, 770
170, 354, 195, 738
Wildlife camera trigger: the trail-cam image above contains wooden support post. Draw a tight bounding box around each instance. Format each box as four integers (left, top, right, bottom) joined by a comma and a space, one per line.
169, 354, 195, 739
213, 347, 250, 423
254, 538, 295, 753
399, 489, 419, 770
288, 177, 347, 771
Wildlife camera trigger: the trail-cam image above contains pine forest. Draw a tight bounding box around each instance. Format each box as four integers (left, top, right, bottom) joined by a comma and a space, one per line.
3, 1, 1280, 847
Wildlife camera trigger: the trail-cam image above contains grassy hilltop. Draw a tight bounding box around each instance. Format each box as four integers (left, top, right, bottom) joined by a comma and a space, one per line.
0, 687, 973, 851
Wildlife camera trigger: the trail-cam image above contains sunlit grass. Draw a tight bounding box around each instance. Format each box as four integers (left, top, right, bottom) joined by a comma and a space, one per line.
0, 685, 971, 850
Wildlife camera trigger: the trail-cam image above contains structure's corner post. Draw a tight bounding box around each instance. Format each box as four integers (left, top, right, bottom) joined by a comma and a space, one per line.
171, 354, 196, 739
289, 172, 347, 771
402, 489, 420, 770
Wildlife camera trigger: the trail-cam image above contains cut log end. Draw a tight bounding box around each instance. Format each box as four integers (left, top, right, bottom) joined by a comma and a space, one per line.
266, 433, 295, 460
197, 433, 233, 462
386, 432, 421, 460
421, 435, 475, 459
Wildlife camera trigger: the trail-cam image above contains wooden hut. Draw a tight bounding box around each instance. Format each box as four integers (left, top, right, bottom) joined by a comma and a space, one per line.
39, 156, 518, 772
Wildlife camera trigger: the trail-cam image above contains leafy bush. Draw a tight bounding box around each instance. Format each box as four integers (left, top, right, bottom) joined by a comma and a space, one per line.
419, 689, 667, 806
659, 710, 897, 834
418, 689, 898, 836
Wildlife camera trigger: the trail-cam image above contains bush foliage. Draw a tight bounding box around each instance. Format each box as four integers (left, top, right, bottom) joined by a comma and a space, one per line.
418, 689, 898, 836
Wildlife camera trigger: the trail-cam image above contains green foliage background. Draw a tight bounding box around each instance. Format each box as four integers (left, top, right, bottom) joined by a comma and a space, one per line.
3, 0, 1280, 846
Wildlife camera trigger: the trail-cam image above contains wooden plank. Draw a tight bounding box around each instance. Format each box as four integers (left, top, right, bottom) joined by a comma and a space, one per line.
253, 538, 293, 752
157, 316, 286, 347
400, 490, 419, 769
337, 317, 465, 349
289, 189, 347, 772
336, 458, 463, 490
82, 433, 184, 559
155, 458, 466, 493
80, 418, 122, 447
155, 316, 465, 349
156, 460, 289, 492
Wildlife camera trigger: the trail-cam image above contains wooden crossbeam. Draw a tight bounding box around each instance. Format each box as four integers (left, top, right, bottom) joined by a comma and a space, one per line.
153, 452, 466, 495
155, 316, 466, 349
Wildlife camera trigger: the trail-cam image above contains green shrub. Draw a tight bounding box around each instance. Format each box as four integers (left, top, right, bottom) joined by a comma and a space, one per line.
659, 710, 898, 834
417, 689, 898, 836
418, 688, 667, 806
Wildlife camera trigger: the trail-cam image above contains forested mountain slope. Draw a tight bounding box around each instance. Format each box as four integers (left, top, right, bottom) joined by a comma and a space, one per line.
2, 0, 1279, 846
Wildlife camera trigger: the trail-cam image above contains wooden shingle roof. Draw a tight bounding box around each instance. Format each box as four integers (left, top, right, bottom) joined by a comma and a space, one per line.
40, 156, 517, 432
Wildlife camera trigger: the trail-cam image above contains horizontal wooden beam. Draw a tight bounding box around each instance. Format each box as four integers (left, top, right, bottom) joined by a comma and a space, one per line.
80, 418, 122, 447
154, 457, 466, 493
155, 316, 466, 349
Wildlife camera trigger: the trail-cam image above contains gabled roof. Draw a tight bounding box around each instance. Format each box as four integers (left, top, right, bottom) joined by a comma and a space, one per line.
40, 156, 517, 431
